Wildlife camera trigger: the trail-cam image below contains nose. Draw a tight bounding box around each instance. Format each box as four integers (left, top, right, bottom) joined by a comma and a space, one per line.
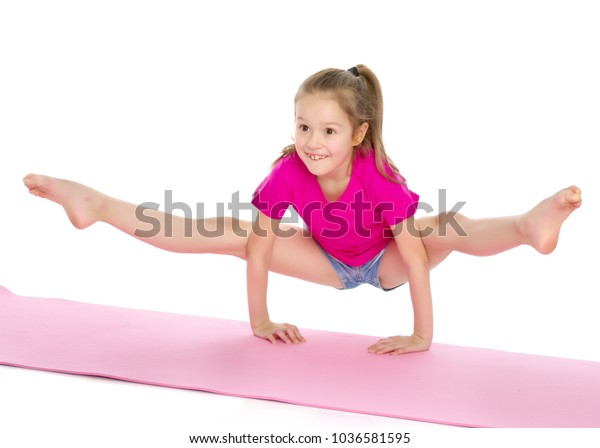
306, 131, 323, 151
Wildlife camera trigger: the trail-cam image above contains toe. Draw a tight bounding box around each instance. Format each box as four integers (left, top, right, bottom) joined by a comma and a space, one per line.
23, 174, 35, 187
23, 174, 51, 199
23, 174, 44, 188
561, 186, 582, 207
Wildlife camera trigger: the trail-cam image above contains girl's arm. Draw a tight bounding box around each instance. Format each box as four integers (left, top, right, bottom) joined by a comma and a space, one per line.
247, 210, 305, 345
368, 216, 433, 355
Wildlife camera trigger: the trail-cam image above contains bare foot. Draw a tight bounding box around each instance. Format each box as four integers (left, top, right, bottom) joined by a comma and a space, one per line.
518, 186, 582, 254
23, 174, 105, 229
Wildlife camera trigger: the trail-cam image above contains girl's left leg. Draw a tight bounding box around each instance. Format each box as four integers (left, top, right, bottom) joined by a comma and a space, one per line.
378, 186, 582, 289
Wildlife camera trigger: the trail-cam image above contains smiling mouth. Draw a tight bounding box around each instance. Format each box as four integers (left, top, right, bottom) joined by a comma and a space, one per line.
306, 154, 328, 161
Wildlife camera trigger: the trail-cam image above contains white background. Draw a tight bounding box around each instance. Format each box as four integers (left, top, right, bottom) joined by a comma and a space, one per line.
1, 1, 599, 446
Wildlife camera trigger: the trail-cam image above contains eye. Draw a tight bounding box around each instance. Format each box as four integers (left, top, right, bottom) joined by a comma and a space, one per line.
298, 124, 309, 132
325, 128, 336, 135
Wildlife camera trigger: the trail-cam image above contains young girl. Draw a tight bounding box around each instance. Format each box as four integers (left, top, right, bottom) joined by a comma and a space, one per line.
22, 64, 582, 356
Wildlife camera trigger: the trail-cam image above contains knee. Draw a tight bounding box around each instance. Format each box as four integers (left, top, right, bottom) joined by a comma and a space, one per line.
417, 212, 468, 238
413, 213, 433, 236
436, 212, 468, 237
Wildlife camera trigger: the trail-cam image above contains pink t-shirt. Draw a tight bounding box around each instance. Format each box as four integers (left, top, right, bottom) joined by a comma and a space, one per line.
251, 150, 420, 267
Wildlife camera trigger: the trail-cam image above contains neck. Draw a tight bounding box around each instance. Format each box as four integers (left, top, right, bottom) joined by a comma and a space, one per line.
319, 159, 352, 185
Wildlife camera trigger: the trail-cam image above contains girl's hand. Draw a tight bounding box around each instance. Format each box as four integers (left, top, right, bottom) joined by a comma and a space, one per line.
253, 320, 306, 345
367, 334, 431, 356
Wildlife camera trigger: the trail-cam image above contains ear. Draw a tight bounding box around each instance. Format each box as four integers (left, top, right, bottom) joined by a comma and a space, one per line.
352, 122, 369, 146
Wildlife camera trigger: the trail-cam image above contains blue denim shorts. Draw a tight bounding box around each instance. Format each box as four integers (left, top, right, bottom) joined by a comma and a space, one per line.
318, 242, 404, 292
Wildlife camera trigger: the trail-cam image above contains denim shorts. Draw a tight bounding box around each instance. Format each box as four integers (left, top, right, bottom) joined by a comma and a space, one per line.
318, 242, 404, 292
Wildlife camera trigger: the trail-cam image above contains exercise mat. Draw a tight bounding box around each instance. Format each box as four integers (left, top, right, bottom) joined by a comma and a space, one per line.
1, 286, 599, 428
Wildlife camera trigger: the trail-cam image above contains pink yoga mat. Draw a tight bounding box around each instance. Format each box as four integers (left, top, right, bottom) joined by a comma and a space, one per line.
1, 285, 599, 428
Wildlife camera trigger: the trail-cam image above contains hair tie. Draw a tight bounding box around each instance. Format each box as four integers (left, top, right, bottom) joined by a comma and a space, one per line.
348, 66, 360, 77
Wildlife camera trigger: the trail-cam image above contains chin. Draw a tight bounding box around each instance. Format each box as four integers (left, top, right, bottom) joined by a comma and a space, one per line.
303, 164, 322, 176
301, 158, 331, 176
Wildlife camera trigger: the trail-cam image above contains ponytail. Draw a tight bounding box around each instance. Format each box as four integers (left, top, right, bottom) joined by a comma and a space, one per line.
352, 64, 403, 183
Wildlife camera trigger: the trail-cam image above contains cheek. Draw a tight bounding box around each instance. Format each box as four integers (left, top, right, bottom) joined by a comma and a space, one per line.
294, 130, 305, 146
329, 137, 353, 154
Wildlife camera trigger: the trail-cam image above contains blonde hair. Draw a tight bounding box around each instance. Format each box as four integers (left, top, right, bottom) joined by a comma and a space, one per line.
272, 64, 404, 184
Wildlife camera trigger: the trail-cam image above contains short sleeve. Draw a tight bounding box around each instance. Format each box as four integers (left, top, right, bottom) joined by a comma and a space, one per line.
371, 172, 420, 227
251, 157, 293, 220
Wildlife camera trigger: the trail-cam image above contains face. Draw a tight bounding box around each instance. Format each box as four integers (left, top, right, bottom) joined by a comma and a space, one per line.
294, 93, 367, 181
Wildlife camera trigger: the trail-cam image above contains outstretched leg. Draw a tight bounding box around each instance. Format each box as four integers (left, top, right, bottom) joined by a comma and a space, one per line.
378, 186, 582, 289
22, 174, 345, 288
421, 185, 582, 258
23, 174, 242, 255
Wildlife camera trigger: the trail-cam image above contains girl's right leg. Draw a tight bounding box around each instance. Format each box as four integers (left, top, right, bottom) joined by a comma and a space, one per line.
23, 174, 344, 289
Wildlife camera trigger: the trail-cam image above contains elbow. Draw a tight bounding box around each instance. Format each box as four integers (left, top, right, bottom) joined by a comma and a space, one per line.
246, 248, 270, 269
246, 238, 273, 270
406, 259, 430, 278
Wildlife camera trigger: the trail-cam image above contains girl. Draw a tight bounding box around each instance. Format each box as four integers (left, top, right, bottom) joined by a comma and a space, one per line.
22, 64, 582, 355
